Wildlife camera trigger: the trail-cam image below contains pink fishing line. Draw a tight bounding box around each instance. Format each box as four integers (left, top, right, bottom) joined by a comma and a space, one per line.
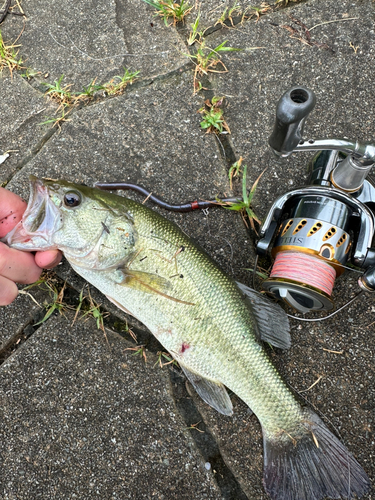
270, 251, 336, 296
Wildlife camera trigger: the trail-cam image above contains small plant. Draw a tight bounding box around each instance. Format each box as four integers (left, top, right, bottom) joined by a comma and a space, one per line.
141, 0, 192, 26
199, 96, 230, 135
154, 351, 179, 368
215, 1, 242, 27
103, 68, 140, 96
40, 104, 73, 130
228, 156, 244, 189
77, 78, 105, 100
186, 40, 241, 92
40, 70, 139, 130
245, 266, 270, 280
41, 74, 74, 105
222, 164, 263, 232
124, 345, 148, 363
24, 278, 69, 326
185, 421, 204, 433
0, 30, 23, 75
187, 11, 201, 45
20, 67, 41, 80
274, 0, 300, 6
250, 3, 272, 21
78, 289, 109, 333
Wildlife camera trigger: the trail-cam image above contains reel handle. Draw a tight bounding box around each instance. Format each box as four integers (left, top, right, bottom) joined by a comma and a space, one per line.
269, 87, 316, 157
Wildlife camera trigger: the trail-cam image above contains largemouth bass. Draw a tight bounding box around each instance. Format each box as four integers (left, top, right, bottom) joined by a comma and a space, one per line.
5, 177, 370, 500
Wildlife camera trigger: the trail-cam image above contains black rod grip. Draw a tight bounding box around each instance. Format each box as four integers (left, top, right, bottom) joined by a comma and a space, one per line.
269, 87, 316, 157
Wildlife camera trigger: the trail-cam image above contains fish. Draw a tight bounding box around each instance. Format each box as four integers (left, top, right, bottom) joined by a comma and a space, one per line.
4, 177, 370, 500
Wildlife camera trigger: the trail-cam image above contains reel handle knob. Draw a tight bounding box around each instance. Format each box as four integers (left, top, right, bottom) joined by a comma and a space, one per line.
269, 87, 316, 157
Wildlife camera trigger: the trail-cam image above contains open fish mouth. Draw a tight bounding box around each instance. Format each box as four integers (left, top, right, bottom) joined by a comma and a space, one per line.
3, 176, 62, 251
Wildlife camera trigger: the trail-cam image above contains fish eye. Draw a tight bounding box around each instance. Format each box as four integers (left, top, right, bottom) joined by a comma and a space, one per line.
63, 191, 81, 208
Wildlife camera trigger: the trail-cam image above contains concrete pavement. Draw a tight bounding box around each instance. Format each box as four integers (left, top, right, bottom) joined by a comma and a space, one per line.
0, 0, 374, 498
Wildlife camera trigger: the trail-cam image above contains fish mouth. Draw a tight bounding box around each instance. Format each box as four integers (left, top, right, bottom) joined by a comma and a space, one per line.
3, 176, 62, 251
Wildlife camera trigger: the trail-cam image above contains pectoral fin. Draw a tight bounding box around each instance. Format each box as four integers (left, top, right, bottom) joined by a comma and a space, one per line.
121, 270, 171, 293
236, 282, 291, 349
180, 364, 234, 416
117, 269, 195, 306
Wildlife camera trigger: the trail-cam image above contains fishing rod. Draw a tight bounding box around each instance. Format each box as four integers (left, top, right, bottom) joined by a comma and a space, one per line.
94, 182, 240, 212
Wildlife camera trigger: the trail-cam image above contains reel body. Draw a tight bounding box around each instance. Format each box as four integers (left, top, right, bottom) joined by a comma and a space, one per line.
257, 88, 375, 313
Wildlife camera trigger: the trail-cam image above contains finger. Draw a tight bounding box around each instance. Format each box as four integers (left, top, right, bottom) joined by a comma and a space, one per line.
0, 275, 19, 306
35, 250, 62, 269
0, 187, 27, 238
0, 243, 42, 284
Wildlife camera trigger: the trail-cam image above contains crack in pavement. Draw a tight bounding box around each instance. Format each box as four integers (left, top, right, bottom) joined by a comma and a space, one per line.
170, 369, 250, 500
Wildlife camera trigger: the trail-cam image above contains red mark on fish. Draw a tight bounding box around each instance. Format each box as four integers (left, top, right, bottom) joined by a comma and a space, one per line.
180, 342, 190, 353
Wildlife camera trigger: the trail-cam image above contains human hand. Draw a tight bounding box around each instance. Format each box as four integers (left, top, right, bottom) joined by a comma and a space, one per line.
0, 187, 62, 305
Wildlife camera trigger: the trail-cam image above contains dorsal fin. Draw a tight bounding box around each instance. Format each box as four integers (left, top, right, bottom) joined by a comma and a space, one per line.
180, 364, 234, 416
236, 282, 291, 349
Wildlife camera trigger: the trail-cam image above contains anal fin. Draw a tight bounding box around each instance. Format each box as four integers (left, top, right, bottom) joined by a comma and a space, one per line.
180, 364, 233, 416
236, 282, 291, 349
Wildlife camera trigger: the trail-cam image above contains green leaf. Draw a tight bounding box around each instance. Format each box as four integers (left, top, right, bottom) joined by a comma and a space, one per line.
242, 164, 249, 205
200, 120, 211, 129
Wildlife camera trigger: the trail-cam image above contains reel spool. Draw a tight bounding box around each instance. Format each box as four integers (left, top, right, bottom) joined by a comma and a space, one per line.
261, 195, 352, 313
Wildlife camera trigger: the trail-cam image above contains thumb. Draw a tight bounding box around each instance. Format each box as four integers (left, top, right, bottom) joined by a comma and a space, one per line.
0, 188, 27, 238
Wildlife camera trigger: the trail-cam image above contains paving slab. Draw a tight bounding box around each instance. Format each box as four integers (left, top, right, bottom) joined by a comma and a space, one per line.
1, 0, 187, 90
0, 74, 56, 184
0, 292, 38, 351
0, 313, 222, 500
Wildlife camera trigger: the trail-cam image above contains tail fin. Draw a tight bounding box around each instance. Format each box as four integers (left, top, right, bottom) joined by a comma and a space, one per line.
263, 408, 370, 500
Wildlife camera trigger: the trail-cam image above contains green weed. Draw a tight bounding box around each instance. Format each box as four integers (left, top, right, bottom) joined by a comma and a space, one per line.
40, 104, 73, 130
23, 276, 110, 335
23, 278, 69, 326
215, 1, 242, 27
186, 40, 241, 92
187, 11, 201, 45
274, 0, 301, 6
222, 164, 263, 232
228, 156, 243, 190
141, 0, 192, 25
124, 345, 148, 362
40, 70, 139, 129
185, 421, 205, 433
250, 3, 272, 20
78, 78, 105, 99
20, 67, 41, 80
154, 351, 179, 368
76, 289, 108, 331
102, 68, 140, 96
0, 30, 23, 75
245, 266, 270, 280
199, 96, 230, 134
41, 74, 74, 104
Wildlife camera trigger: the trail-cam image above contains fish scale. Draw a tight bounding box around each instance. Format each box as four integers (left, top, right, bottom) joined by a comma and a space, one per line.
4, 177, 371, 500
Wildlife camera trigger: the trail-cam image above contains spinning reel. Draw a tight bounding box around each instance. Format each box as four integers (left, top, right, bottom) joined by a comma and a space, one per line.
257, 87, 375, 313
